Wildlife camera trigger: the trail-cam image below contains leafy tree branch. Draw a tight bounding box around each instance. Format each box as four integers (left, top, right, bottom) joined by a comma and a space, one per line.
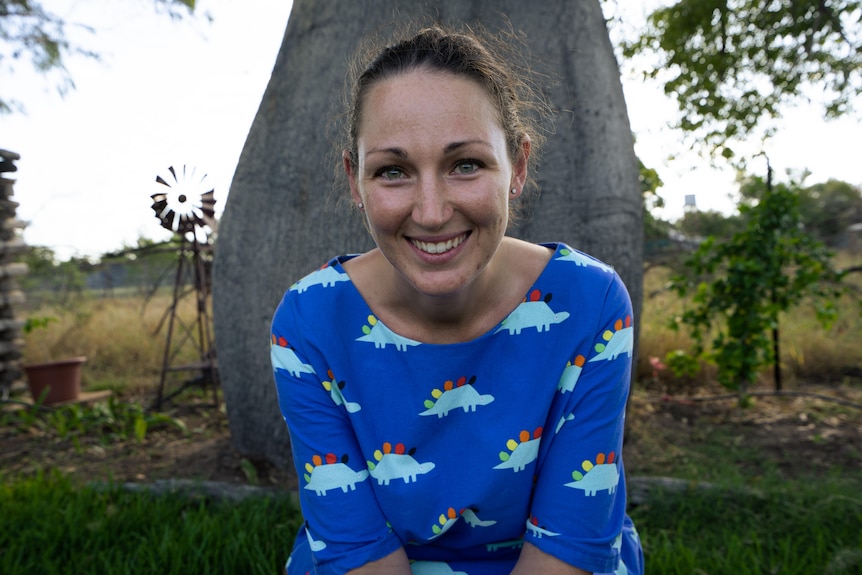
0, 0, 197, 114
621, 0, 862, 161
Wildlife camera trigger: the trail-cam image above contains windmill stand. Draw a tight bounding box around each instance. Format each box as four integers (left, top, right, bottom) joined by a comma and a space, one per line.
150, 166, 219, 409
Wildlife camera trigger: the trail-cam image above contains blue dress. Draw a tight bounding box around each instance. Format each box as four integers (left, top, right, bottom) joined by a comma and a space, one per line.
271, 243, 644, 575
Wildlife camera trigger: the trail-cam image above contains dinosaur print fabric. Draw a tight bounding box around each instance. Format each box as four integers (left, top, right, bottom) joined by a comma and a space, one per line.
271, 243, 643, 575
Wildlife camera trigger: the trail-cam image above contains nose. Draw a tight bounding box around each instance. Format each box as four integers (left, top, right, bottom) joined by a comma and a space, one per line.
412, 176, 451, 229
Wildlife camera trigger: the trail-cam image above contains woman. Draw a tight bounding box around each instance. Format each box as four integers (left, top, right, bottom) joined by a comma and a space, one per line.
271, 24, 644, 575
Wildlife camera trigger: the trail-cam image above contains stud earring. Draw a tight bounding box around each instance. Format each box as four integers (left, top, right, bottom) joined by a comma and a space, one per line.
510, 188, 518, 195
357, 202, 364, 210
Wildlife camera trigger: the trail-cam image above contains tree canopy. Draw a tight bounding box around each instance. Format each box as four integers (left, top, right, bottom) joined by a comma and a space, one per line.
622, 0, 862, 160
0, 0, 196, 113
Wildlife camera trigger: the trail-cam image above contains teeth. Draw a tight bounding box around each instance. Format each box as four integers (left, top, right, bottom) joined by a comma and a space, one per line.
412, 234, 466, 255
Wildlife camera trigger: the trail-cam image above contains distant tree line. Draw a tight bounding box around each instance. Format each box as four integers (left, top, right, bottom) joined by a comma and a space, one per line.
18, 238, 186, 308
645, 176, 862, 266
678, 178, 862, 249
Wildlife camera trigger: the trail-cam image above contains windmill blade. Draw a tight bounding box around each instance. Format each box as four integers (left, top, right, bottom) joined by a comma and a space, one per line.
200, 189, 216, 219
151, 164, 218, 241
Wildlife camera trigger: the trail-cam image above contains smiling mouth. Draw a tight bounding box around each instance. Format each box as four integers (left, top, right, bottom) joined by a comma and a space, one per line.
410, 233, 468, 255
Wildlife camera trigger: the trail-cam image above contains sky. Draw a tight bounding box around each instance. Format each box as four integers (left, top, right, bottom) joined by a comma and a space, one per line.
2, 0, 860, 261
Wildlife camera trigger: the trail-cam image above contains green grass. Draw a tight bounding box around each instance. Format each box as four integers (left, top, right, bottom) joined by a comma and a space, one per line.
630, 478, 862, 574
2, 471, 860, 574
0, 472, 303, 575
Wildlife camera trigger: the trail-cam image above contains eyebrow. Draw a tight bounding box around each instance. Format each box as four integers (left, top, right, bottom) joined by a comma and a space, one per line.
364, 140, 493, 159
445, 140, 493, 154
365, 146, 407, 159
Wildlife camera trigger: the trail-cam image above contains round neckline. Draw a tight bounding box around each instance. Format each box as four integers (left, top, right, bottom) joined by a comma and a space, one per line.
332, 242, 562, 347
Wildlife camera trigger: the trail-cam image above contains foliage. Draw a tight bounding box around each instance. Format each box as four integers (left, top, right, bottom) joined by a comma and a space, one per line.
669, 176, 862, 246
640, 159, 675, 243
20, 239, 187, 309
17, 245, 93, 307
0, 0, 87, 113
15, 243, 55, 273
640, 158, 665, 202
21, 313, 55, 333
0, 0, 197, 114
675, 208, 745, 241
669, 167, 846, 395
1, 397, 187, 444
0, 472, 303, 575
797, 178, 862, 248
622, 0, 862, 160
100, 236, 186, 295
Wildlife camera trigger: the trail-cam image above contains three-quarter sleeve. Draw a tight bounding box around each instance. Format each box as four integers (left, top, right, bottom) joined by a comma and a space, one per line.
271, 288, 403, 575
525, 271, 633, 573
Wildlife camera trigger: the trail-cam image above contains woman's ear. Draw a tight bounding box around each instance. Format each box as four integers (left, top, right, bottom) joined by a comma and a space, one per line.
512, 134, 531, 194
343, 149, 362, 205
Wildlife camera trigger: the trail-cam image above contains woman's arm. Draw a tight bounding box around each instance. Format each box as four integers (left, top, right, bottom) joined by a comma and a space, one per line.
515, 270, 635, 572
511, 542, 591, 575
272, 286, 405, 572
345, 547, 412, 575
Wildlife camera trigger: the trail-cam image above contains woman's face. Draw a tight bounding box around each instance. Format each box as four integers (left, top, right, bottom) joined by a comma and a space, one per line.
345, 68, 528, 300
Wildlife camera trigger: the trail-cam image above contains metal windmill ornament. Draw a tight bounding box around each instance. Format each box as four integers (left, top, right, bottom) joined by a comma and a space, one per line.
149, 164, 220, 409
151, 165, 216, 242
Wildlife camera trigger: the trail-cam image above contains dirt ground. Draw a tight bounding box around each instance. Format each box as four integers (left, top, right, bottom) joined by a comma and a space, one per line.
2, 381, 861, 492
1, 389, 298, 491
624, 383, 862, 482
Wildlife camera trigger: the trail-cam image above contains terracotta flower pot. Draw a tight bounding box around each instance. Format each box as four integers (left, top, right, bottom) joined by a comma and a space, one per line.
24, 356, 87, 406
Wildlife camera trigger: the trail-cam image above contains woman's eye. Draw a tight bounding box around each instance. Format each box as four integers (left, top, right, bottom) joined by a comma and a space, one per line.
376, 167, 405, 180
454, 161, 479, 175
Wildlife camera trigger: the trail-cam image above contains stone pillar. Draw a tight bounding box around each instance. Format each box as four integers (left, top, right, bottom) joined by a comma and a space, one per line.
0, 149, 30, 400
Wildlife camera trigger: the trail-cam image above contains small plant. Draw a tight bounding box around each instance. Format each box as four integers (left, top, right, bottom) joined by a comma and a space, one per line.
663, 349, 699, 379
240, 459, 260, 485
22, 315, 58, 333
670, 166, 846, 401
4, 398, 187, 444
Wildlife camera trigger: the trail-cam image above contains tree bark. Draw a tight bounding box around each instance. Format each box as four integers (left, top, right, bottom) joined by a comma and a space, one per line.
213, 0, 642, 470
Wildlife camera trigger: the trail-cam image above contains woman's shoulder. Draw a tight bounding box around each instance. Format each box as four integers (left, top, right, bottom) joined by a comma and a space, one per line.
536, 242, 628, 300
545, 243, 617, 275
273, 255, 360, 322
284, 255, 356, 294
498, 237, 555, 287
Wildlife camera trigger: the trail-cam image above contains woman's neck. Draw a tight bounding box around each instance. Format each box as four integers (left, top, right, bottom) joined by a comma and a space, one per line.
346, 239, 552, 344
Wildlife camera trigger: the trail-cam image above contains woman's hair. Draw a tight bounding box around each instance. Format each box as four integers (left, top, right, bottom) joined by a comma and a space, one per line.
333, 22, 551, 216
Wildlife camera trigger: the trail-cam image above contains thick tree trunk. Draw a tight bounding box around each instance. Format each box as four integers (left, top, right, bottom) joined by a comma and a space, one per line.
213, 0, 642, 471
